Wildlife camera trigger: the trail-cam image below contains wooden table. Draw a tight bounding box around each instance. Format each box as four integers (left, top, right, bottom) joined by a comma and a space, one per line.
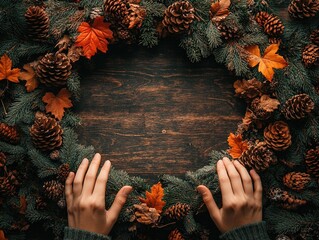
75, 39, 245, 180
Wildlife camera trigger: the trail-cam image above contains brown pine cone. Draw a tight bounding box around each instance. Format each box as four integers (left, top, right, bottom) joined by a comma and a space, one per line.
50, 150, 60, 161
0, 123, 20, 144
250, 97, 272, 120
255, 12, 284, 36
35, 196, 47, 210
283, 172, 311, 191
233, 78, 263, 100
104, 0, 130, 25
288, 0, 319, 19
164, 203, 191, 220
25, 6, 49, 41
30, 116, 63, 152
299, 223, 319, 240
127, 4, 146, 29
162, 1, 195, 34
302, 44, 319, 67
310, 29, 319, 45
281, 94, 315, 120
275, 234, 293, 240
305, 147, 319, 178
36, 52, 72, 87
267, 187, 307, 209
57, 163, 70, 183
264, 121, 292, 151
43, 180, 64, 201
168, 229, 184, 240
0, 170, 19, 196
0, 152, 6, 168
216, 20, 241, 40
239, 142, 277, 172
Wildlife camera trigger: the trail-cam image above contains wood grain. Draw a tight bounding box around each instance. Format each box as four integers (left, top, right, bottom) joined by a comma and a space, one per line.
74, 40, 245, 179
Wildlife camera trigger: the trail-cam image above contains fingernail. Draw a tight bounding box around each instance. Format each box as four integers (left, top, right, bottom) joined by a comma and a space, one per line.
222, 157, 229, 161
197, 186, 204, 194
123, 186, 133, 196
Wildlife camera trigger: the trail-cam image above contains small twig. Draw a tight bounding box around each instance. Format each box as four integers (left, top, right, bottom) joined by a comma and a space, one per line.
154, 221, 176, 229
1, 99, 7, 116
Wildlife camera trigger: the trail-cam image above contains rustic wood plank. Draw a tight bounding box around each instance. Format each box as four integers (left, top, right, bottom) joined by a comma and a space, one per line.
75, 40, 245, 179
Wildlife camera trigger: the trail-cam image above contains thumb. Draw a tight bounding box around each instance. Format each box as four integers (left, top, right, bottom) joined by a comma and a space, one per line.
108, 186, 133, 223
197, 185, 221, 223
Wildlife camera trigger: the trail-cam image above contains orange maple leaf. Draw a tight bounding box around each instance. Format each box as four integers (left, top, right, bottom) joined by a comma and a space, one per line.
19, 64, 39, 92
42, 88, 73, 120
210, 0, 231, 22
227, 133, 248, 159
245, 44, 288, 82
0, 54, 20, 83
139, 182, 166, 213
75, 16, 113, 59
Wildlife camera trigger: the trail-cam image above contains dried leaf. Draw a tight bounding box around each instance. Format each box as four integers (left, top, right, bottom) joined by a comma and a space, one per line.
134, 203, 160, 225
0, 230, 7, 240
68, 45, 84, 63
19, 64, 39, 92
139, 182, 165, 213
19, 195, 27, 215
0, 54, 20, 83
227, 133, 248, 158
210, 0, 231, 22
245, 44, 288, 82
233, 78, 263, 99
75, 16, 113, 59
258, 95, 280, 112
55, 35, 71, 52
42, 88, 73, 120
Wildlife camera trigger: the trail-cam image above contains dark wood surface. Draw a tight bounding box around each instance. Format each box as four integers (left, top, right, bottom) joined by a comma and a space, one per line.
74, 40, 245, 180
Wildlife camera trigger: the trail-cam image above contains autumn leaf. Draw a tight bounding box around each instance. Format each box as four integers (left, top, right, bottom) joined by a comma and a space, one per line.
0, 230, 7, 240
245, 44, 288, 82
258, 95, 280, 112
75, 16, 113, 59
210, 0, 231, 22
0, 54, 20, 83
139, 182, 165, 213
227, 133, 248, 158
19, 64, 39, 92
42, 88, 73, 120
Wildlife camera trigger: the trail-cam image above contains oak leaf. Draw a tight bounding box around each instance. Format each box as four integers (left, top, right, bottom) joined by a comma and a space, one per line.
75, 16, 113, 59
233, 78, 262, 99
258, 95, 280, 112
19, 64, 39, 92
227, 133, 248, 158
42, 88, 73, 120
0, 54, 20, 83
0, 230, 7, 240
139, 182, 165, 213
210, 0, 231, 22
245, 44, 288, 82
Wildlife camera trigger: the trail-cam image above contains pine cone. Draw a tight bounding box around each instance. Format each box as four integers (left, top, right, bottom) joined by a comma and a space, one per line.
162, 1, 195, 34
43, 180, 64, 201
36, 52, 72, 87
288, 0, 319, 19
281, 94, 315, 120
90, 7, 103, 19
255, 12, 284, 36
134, 203, 160, 225
164, 203, 191, 220
50, 150, 60, 161
264, 121, 292, 151
250, 97, 272, 120
276, 234, 293, 240
302, 44, 319, 67
0, 152, 6, 168
305, 148, 319, 178
127, 4, 146, 29
104, 0, 130, 25
25, 6, 49, 41
0, 170, 19, 196
299, 223, 319, 240
57, 163, 70, 183
168, 229, 184, 240
283, 172, 311, 191
310, 29, 319, 45
267, 187, 307, 209
239, 142, 277, 172
216, 20, 241, 40
30, 116, 63, 152
233, 78, 263, 99
0, 123, 20, 144
35, 196, 47, 210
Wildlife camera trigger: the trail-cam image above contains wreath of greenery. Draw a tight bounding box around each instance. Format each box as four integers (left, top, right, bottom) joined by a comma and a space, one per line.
0, 0, 319, 239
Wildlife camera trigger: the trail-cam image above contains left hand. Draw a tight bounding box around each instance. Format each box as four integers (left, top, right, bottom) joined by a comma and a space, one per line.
65, 153, 132, 235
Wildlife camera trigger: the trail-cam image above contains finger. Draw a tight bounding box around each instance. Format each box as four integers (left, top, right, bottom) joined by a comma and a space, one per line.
233, 160, 253, 197
65, 172, 75, 227
73, 158, 89, 197
82, 153, 102, 196
223, 157, 245, 196
197, 185, 221, 224
250, 169, 262, 203
93, 160, 111, 199
217, 159, 233, 200
108, 186, 133, 223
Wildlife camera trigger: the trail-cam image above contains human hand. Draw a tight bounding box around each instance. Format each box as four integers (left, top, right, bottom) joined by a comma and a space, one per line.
197, 157, 262, 233
65, 153, 133, 235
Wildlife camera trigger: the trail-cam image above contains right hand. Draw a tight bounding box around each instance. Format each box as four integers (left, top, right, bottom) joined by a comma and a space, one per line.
197, 157, 262, 233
